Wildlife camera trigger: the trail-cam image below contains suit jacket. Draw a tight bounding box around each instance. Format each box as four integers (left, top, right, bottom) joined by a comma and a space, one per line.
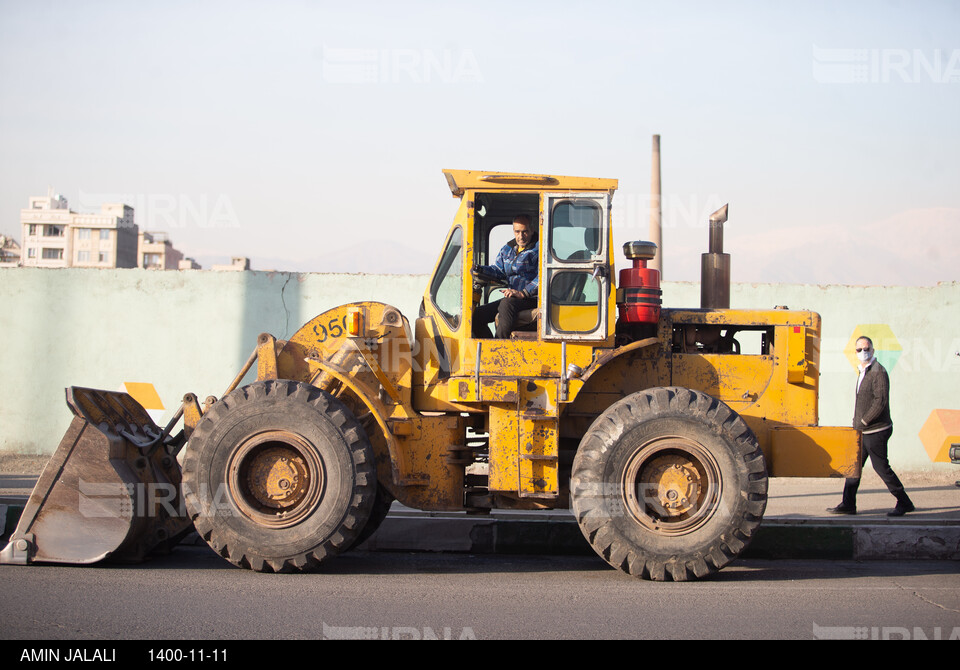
853, 359, 892, 433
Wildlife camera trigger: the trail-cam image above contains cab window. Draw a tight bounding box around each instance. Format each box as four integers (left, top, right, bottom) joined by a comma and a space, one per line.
549, 271, 600, 332
545, 198, 604, 335
550, 201, 601, 261
429, 227, 464, 328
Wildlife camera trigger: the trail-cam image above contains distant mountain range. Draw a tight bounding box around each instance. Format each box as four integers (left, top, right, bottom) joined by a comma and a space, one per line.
189, 207, 958, 287
195, 239, 437, 275
663, 206, 959, 286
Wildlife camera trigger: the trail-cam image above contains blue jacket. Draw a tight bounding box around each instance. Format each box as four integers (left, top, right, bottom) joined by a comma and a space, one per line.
480, 240, 539, 298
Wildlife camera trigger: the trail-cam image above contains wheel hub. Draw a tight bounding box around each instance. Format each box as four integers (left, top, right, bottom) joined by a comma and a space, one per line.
622, 436, 722, 536
228, 431, 326, 528
245, 446, 311, 509
641, 456, 702, 518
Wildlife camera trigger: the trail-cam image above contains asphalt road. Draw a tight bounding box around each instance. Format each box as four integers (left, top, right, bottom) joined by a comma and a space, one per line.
1, 546, 958, 640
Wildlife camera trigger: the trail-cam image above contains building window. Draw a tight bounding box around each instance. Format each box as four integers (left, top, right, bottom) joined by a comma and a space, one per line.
41, 248, 64, 260
100, 229, 111, 241
27, 248, 36, 258
77, 251, 90, 263
44, 225, 64, 237
99, 252, 109, 264
28, 225, 37, 236
77, 229, 91, 240
143, 253, 162, 268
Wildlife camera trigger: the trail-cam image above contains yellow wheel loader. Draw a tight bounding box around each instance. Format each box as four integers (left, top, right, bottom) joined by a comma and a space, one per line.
1, 169, 861, 581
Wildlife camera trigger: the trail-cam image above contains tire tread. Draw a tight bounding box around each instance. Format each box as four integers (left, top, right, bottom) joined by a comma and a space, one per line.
571, 386, 768, 581
182, 380, 376, 573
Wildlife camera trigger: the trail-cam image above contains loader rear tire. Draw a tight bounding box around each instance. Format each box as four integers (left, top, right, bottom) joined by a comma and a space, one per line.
344, 482, 394, 552
182, 380, 376, 573
571, 387, 767, 581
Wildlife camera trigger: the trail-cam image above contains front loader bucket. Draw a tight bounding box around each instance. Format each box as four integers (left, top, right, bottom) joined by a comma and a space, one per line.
0, 387, 192, 566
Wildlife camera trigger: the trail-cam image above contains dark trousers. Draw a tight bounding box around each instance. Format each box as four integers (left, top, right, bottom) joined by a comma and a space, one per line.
473, 296, 537, 339
842, 427, 911, 507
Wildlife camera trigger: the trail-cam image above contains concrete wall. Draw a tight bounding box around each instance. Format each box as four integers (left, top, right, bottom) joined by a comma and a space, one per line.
1, 267, 957, 473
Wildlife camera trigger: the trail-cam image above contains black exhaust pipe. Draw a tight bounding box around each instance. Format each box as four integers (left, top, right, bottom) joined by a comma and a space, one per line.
700, 204, 730, 309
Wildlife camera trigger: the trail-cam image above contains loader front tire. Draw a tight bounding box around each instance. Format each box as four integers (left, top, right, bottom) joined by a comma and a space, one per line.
182, 380, 376, 573
571, 387, 767, 581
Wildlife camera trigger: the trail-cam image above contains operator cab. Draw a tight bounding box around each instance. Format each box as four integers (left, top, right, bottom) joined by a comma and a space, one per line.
418, 171, 619, 398
468, 189, 614, 342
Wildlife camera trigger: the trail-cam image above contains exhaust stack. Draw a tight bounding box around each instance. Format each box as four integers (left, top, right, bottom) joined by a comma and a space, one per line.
700, 204, 730, 309
649, 135, 662, 278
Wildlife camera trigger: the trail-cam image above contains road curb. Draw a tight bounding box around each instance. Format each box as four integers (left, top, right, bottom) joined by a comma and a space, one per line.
852, 524, 960, 560
746, 524, 855, 560
358, 513, 960, 562
4, 503, 959, 563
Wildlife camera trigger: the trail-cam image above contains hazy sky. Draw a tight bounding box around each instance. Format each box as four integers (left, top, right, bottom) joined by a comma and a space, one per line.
1, 0, 958, 285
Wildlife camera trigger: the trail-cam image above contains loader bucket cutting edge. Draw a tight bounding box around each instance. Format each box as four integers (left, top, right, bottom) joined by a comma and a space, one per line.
0, 387, 193, 566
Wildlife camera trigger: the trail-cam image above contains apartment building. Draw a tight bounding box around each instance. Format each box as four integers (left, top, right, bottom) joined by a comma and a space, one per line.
20, 193, 72, 267
211, 256, 250, 271
20, 193, 138, 268
138, 231, 184, 270
71, 203, 138, 268
0, 235, 21, 267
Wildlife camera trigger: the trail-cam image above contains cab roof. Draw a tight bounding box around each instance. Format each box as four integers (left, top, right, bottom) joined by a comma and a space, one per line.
443, 169, 618, 198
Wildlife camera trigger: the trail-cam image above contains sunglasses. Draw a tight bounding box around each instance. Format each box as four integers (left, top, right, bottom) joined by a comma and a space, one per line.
856, 347, 872, 353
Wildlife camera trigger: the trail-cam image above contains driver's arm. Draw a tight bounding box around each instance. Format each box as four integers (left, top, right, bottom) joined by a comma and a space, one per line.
475, 244, 509, 282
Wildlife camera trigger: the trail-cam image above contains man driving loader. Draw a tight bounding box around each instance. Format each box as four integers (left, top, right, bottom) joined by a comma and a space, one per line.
471, 214, 539, 338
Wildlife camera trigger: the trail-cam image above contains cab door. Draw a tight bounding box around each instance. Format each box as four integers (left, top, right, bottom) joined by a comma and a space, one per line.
540, 193, 611, 341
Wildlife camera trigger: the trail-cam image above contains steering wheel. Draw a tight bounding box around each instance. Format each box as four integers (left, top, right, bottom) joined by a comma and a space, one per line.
472, 267, 507, 289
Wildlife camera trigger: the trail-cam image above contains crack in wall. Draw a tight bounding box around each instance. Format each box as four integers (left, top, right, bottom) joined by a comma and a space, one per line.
280, 273, 292, 339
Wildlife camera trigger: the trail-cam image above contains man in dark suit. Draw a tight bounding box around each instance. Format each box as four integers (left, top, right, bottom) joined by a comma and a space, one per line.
829, 336, 915, 516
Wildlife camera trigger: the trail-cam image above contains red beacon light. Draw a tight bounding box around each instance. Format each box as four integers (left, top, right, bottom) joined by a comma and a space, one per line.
617, 241, 661, 325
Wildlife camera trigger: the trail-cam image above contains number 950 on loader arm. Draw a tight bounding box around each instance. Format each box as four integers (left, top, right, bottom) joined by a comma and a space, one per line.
1, 169, 861, 581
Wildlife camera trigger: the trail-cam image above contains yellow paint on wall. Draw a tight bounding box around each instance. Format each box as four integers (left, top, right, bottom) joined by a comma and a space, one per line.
919, 409, 960, 463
